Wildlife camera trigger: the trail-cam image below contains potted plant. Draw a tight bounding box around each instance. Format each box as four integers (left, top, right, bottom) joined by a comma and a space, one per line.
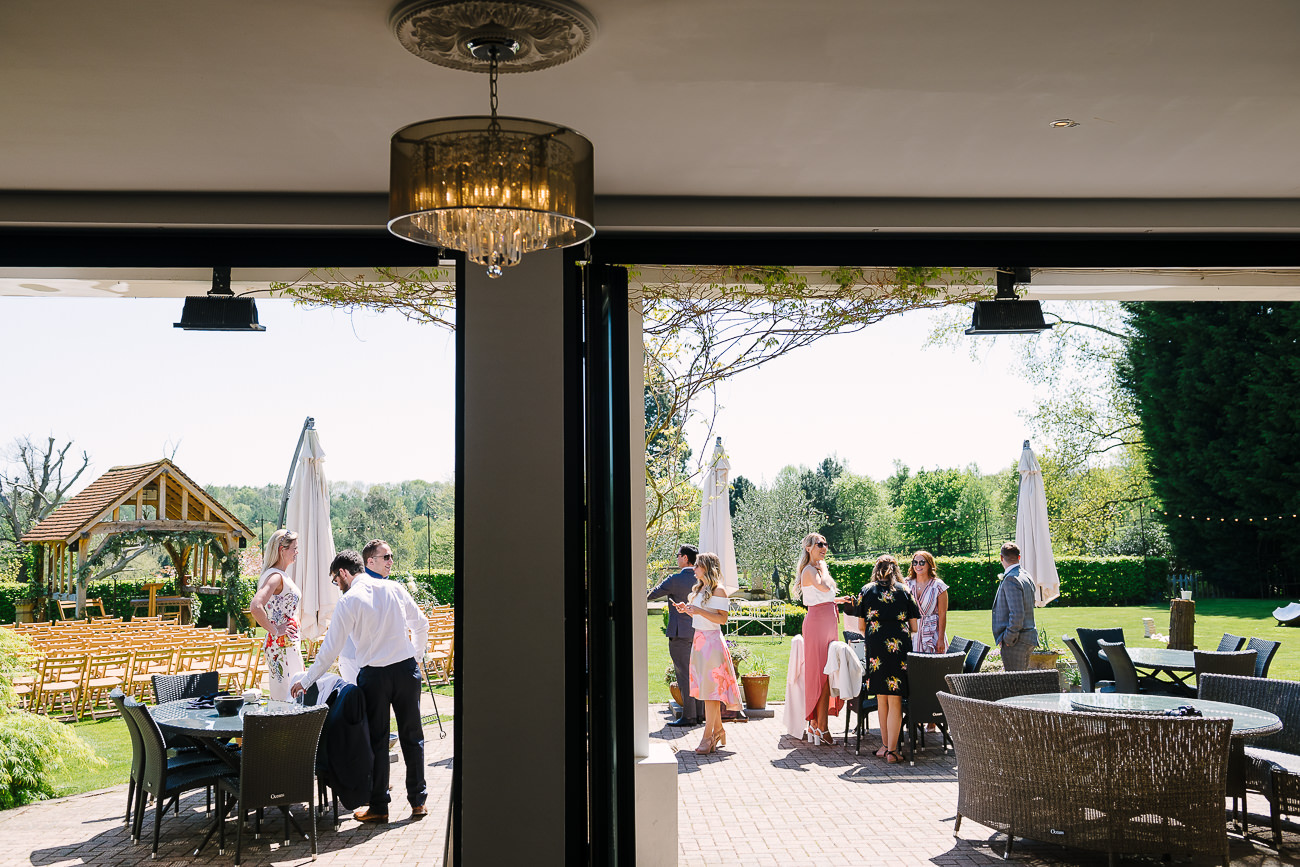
739, 652, 771, 710
664, 665, 685, 709
1028, 631, 1062, 673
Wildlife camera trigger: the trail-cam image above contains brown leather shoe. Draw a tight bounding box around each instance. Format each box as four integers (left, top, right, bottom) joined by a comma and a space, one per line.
353, 809, 389, 824
410, 805, 428, 820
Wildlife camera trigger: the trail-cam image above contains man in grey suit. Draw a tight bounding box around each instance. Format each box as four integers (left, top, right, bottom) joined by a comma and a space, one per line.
647, 544, 701, 727
991, 541, 1038, 672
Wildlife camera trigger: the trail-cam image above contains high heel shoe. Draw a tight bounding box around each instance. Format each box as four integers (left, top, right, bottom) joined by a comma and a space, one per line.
807, 725, 835, 747
695, 732, 719, 755
716, 729, 726, 747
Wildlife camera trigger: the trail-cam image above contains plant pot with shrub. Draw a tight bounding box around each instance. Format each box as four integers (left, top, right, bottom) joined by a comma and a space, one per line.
739, 652, 771, 710
664, 665, 684, 708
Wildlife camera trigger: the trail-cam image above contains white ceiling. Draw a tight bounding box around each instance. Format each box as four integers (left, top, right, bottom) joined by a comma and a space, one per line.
4, 0, 1300, 200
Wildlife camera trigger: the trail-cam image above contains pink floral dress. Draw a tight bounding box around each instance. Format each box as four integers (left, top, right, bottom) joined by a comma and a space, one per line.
686, 590, 743, 709
260, 568, 305, 700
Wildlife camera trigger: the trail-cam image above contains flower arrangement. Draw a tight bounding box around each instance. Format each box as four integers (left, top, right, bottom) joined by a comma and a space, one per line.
663, 664, 677, 686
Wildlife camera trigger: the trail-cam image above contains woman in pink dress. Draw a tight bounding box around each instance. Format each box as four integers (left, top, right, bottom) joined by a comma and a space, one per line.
673, 551, 742, 755
796, 533, 855, 745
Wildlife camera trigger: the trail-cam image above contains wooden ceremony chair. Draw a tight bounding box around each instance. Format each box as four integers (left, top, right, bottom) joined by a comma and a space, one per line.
37, 652, 90, 720
174, 644, 218, 673
425, 625, 455, 684
127, 648, 178, 699
215, 639, 257, 692
81, 650, 134, 719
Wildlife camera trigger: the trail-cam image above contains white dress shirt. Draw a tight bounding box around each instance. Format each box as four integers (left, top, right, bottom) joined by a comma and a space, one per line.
301, 573, 430, 688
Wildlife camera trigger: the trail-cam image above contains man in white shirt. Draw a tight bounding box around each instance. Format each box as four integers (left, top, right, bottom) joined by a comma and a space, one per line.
293, 541, 430, 823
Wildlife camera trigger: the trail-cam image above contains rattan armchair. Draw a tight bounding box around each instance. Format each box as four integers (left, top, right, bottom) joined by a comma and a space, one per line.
1198, 673, 1300, 845
1245, 637, 1281, 678
939, 692, 1231, 865
1076, 627, 1124, 682
1063, 635, 1114, 693
152, 671, 220, 704
217, 705, 329, 865
1194, 649, 1257, 679
962, 639, 990, 673
1216, 633, 1247, 652
1096, 640, 1140, 694
942, 669, 1059, 702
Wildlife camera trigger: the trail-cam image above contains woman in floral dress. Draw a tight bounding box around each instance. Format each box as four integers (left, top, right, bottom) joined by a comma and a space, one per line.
852, 554, 920, 763
250, 528, 305, 700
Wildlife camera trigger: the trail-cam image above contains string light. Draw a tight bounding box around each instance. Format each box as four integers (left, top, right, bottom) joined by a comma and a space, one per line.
1155, 509, 1300, 523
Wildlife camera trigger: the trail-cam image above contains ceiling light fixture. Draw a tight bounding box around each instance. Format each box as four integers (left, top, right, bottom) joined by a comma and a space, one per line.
965, 268, 1053, 335
1049, 118, 1079, 128
173, 267, 266, 332
387, 0, 597, 277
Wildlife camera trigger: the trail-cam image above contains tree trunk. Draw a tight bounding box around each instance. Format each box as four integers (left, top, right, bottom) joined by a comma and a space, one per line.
1169, 599, 1195, 650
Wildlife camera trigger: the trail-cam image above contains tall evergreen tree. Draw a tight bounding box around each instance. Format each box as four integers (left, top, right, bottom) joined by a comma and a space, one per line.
1120, 302, 1300, 588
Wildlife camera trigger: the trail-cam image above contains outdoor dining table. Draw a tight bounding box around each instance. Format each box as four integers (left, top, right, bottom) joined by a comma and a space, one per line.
997, 692, 1282, 831
149, 698, 314, 854
1101, 646, 1196, 695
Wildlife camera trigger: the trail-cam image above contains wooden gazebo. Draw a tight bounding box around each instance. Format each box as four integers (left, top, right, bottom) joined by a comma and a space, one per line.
21, 459, 255, 616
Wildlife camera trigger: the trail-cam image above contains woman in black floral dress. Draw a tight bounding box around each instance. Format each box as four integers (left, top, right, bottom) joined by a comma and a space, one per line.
852, 554, 920, 763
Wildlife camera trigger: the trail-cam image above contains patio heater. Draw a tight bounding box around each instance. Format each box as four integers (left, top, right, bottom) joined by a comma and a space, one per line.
965, 268, 1053, 335
173, 266, 266, 332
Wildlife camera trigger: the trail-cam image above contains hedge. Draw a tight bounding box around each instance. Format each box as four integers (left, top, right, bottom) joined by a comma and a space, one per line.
410, 570, 455, 607
828, 555, 1169, 610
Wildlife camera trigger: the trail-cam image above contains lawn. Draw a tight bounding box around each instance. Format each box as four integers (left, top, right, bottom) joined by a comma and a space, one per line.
645, 598, 1300, 702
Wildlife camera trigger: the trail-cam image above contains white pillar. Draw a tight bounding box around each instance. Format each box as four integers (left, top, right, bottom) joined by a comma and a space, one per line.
461, 250, 568, 864
629, 298, 678, 867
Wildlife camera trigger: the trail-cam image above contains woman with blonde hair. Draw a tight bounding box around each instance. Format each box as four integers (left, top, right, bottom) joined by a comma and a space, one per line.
795, 532, 855, 745
249, 528, 305, 700
672, 551, 742, 755
849, 554, 920, 762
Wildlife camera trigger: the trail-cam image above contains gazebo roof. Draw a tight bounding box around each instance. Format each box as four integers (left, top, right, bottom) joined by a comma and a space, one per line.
21, 458, 254, 545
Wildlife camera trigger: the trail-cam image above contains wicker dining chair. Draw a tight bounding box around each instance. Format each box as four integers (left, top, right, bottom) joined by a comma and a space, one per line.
900, 651, 965, 764
1198, 673, 1300, 844
1062, 635, 1114, 693
943, 669, 1060, 702
121, 696, 228, 858
1216, 633, 1247, 652
945, 636, 971, 658
1076, 627, 1125, 682
217, 705, 329, 865
152, 671, 220, 705
1245, 637, 1281, 678
1194, 649, 1257, 679
1095, 640, 1140, 694
962, 639, 990, 674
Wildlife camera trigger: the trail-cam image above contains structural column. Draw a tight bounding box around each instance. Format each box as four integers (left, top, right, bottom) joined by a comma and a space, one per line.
459, 249, 570, 864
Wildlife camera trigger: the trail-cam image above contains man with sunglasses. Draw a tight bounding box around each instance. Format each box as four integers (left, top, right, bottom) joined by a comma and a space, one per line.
293, 540, 430, 823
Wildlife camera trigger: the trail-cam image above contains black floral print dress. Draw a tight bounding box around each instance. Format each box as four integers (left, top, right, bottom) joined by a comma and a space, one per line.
853, 581, 921, 695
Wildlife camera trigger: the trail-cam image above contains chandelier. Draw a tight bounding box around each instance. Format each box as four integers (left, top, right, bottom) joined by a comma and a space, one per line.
387, 0, 597, 277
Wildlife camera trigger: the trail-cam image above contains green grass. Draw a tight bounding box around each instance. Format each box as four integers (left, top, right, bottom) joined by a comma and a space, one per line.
646, 598, 1300, 701
48, 716, 132, 798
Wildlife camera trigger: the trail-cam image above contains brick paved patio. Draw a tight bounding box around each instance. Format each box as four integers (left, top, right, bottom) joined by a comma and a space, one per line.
3, 705, 1299, 866
657, 702, 1300, 867
0, 719, 453, 867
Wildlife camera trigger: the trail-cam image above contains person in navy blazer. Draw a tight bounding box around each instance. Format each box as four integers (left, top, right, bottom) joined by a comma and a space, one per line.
648, 544, 702, 726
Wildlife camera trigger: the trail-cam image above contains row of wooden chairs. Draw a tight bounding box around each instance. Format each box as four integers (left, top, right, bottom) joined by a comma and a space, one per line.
11, 640, 265, 721
425, 607, 454, 684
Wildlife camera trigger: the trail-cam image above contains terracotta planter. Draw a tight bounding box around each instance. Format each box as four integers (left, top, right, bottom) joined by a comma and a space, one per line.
740, 674, 770, 710
669, 683, 684, 708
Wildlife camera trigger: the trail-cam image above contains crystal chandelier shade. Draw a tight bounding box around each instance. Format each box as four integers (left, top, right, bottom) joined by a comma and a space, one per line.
389, 116, 594, 276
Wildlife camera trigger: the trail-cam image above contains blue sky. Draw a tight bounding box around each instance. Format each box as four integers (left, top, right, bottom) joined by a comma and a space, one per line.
1, 296, 1037, 492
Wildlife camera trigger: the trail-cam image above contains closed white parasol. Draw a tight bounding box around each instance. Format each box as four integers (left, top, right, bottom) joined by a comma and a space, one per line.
1015, 440, 1059, 606
286, 425, 337, 640
698, 437, 740, 593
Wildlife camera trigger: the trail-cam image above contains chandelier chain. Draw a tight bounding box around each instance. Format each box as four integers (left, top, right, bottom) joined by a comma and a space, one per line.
488, 51, 500, 128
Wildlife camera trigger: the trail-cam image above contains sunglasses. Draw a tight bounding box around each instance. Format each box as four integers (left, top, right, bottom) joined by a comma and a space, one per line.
814, 541, 828, 548
912, 559, 926, 565
377, 554, 393, 561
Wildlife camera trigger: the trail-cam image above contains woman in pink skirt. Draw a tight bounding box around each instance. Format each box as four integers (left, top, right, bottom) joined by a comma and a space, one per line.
796, 533, 855, 745
674, 551, 742, 755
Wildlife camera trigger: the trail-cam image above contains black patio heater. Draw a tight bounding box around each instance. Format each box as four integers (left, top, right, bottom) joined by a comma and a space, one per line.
965, 267, 1053, 335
